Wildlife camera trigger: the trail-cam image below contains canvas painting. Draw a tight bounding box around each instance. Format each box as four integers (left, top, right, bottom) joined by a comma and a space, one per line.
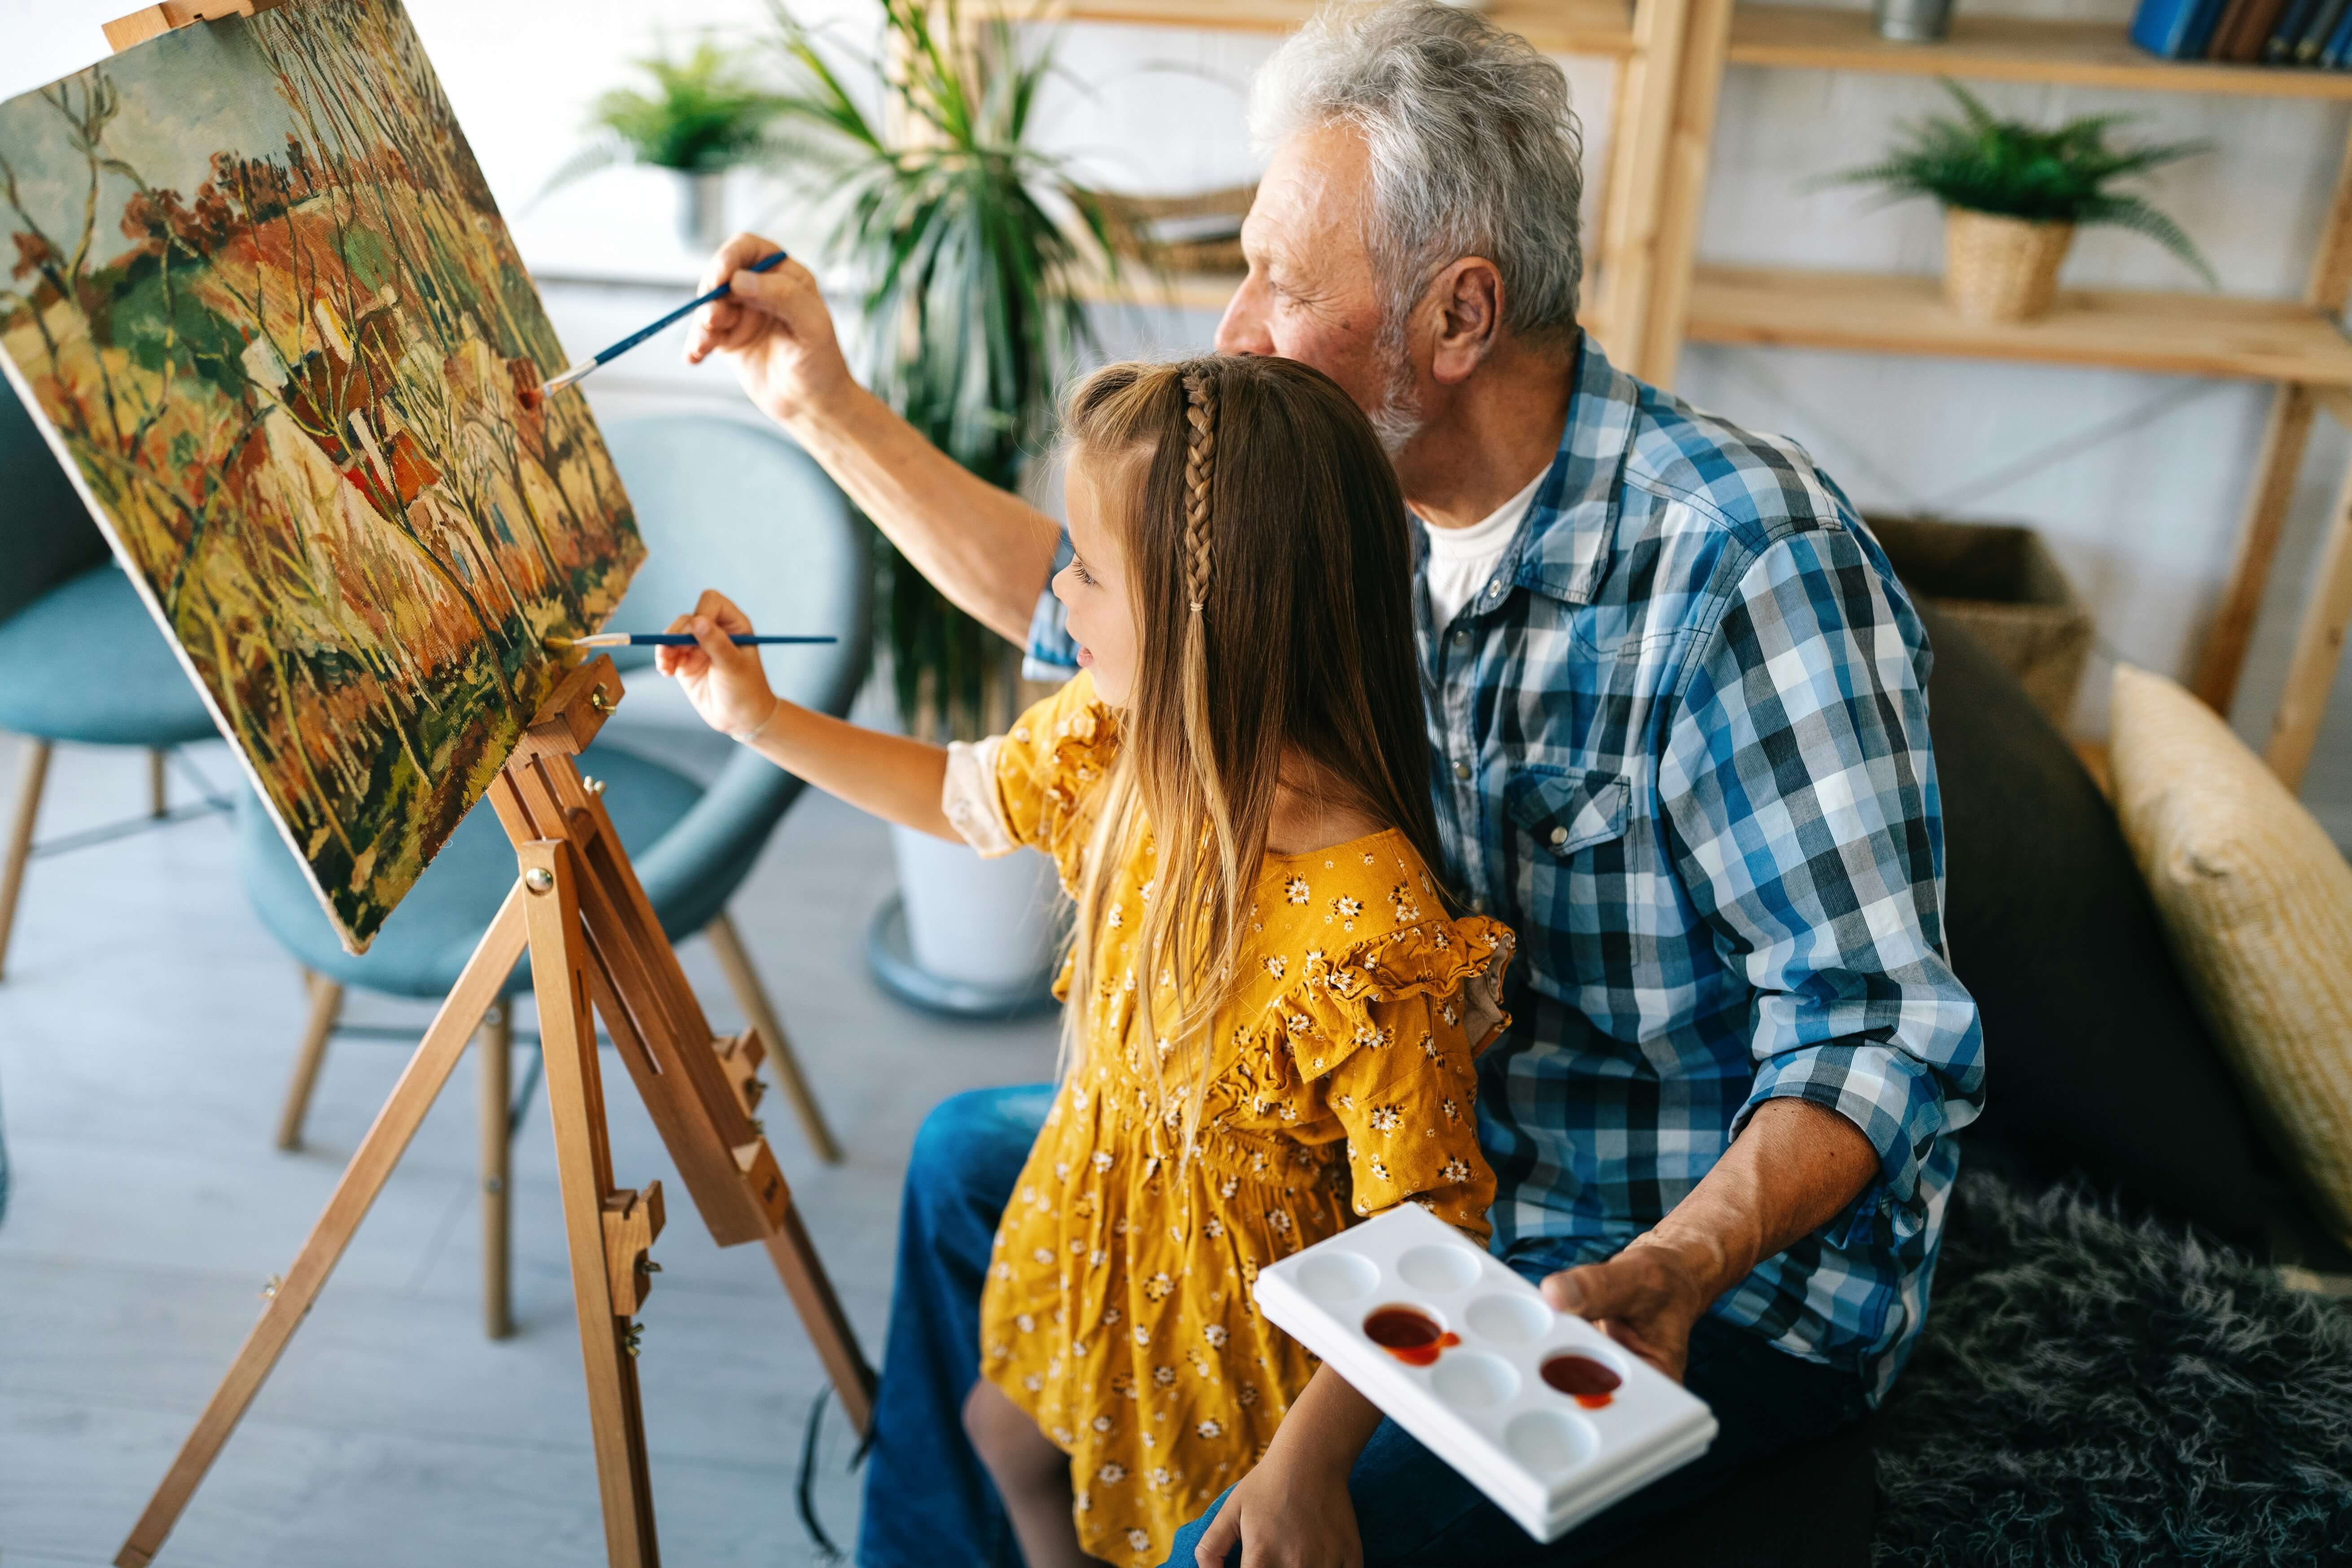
0, 0, 643, 952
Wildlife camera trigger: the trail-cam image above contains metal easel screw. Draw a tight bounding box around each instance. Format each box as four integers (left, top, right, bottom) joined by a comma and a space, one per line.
623, 1323, 645, 1357
583, 775, 606, 796
525, 867, 555, 893
642, 1260, 663, 1274
589, 689, 611, 712
261, 1275, 282, 1301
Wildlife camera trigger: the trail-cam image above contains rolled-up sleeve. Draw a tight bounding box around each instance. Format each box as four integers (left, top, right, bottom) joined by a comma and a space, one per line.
1021, 533, 1081, 682
1660, 526, 1984, 1249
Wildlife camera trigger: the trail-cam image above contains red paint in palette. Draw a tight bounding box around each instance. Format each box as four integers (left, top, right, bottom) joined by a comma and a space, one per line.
1540, 1354, 1622, 1409
1363, 1306, 1460, 1367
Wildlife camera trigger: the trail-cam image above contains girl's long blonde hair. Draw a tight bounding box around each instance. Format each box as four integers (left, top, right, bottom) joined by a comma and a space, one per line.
1058, 356, 1444, 1152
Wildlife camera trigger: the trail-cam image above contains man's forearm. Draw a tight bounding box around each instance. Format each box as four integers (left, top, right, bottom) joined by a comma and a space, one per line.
1642, 1098, 1880, 1302
787, 384, 1061, 647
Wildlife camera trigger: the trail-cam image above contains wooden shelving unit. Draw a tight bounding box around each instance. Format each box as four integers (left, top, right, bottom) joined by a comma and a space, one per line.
1726, 5, 2352, 98
1686, 266, 2352, 384
1633, 3, 2352, 789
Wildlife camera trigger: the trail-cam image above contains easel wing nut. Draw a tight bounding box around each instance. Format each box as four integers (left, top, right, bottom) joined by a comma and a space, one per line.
603, 1183, 666, 1318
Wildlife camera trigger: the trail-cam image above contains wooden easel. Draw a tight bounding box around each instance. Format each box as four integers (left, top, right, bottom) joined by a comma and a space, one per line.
116, 658, 875, 1566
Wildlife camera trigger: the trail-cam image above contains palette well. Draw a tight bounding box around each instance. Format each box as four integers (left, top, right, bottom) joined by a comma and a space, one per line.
1253, 1204, 1719, 1542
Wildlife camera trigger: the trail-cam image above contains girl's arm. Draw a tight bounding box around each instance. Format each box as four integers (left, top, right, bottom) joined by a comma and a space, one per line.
1193, 1364, 1382, 1568
655, 590, 957, 841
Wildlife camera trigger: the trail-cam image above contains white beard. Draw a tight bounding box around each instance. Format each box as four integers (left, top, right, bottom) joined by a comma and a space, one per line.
1368, 347, 1425, 458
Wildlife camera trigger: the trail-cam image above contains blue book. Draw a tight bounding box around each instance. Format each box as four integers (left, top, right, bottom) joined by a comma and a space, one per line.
2323, 0, 2352, 64
2132, 0, 2232, 55
2131, 0, 2211, 55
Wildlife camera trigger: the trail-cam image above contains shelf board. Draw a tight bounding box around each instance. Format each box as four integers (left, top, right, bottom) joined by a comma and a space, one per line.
1727, 5, 2352, 98
1056, 0, 1637, 55
1685, 264, 2352, 382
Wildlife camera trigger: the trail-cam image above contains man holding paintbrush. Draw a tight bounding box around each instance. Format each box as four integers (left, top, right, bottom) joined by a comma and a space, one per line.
685, 3, 1980, 1563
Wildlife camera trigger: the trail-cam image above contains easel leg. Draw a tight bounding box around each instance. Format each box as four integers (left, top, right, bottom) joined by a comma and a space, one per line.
763, 1208, 878, 1436
148, 747, 169, 818
523, 842, 659, 1566
705, 911, 842, 1165
275, 973, 344, 1152
0, 737, 52, 982
480, 1000, 514, 1341
117, 889, 529, 1568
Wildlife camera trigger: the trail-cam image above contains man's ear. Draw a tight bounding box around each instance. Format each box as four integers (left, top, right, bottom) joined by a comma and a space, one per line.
1428, 257, 1504, 386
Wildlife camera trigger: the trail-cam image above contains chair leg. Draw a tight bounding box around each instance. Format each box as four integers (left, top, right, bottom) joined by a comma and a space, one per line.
704, 910, 843, 1165
479, 1000, 513, 1340
148, 747, 168, 819
0, 739, 52, 983
275, 971, 344, 1151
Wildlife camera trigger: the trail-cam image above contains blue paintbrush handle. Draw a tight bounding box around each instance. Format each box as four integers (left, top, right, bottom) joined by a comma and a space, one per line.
628, 633, 835, 646
544, 249, 789, 392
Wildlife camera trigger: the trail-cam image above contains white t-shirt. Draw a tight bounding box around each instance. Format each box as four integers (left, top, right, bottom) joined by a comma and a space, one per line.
1422, 468, 1545, 629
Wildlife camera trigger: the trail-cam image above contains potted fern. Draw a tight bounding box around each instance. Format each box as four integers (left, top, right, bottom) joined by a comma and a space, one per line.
765, 0, 1121, 1010
1828, 82, 2215, 324
550, 41, 787, 250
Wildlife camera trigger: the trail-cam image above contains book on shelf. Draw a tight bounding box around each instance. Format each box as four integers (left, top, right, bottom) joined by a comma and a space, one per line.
2133, 0, 2231, 56
2297, 0, 2350, 58
2217, 0, 2287, 55
2207, 0, 2260, 55
2324, 0, 2352, 62
2267, 0, 2323, 58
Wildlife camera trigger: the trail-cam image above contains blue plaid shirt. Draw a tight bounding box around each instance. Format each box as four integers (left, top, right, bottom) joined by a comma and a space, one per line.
1027, 338, 1984, 1403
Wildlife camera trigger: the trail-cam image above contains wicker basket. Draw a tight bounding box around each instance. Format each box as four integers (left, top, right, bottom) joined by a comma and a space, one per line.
1942, 208, 2075, 324
1866, 515, 2094, 724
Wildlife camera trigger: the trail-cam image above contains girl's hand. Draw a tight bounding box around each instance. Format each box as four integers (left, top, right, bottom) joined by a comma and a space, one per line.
654, 589, 779, 739
1193, 1432, 1363, 1568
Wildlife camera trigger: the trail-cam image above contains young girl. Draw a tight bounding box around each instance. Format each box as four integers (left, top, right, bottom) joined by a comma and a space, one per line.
658, 354, 1511, 1567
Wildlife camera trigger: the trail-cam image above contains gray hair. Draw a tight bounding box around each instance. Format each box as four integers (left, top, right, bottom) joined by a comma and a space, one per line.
1250, 0, 1587, 349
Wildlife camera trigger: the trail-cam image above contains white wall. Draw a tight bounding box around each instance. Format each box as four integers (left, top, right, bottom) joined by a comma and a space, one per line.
10, 0, 2350, 840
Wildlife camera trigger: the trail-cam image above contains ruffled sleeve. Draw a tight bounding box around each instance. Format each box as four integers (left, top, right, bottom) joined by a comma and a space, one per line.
940, 672, 1121, 890
1275, 917, 1514, 1241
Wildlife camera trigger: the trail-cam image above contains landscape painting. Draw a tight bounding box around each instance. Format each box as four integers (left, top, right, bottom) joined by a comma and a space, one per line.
0, 0, 642, 951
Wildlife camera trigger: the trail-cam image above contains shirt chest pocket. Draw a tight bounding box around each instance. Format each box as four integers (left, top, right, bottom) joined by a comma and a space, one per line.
1503, 769, 1631, 1000
1508, 769, 1630, 859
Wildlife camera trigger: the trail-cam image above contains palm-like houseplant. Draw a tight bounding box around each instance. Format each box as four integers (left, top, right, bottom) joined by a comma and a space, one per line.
769, 0, 1114, 739
1827, 81, 2214, 324
765, 0, 1122, 999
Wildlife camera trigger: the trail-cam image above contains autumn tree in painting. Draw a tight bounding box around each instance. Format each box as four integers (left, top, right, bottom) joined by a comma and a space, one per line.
0, 0, 640, 949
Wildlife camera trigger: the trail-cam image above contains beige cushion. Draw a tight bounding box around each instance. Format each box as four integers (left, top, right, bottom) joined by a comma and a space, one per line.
2108, 664, 2352, 1245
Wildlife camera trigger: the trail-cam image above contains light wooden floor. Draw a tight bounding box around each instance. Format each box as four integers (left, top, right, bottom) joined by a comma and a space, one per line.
0, 724, 1058, 1566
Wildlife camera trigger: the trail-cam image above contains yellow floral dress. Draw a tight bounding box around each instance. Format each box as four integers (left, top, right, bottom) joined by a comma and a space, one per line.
947, 674, 1514, 1566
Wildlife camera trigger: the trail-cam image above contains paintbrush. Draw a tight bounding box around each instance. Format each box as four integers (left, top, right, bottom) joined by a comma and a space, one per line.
547, 632, 838, 650
537, 249, 790, 397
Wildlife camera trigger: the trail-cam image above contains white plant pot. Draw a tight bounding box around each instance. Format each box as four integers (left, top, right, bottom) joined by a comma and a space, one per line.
676, 168, 730, 253
889, 824, 1063, 987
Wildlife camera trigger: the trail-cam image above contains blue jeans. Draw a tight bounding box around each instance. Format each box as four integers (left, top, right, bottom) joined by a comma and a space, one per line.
857, 1085, 1868, 1568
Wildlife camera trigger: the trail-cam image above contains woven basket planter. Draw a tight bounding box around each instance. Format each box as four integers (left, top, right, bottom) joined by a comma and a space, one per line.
1943, 208, 2075, 324
1865, 514, 2094, 724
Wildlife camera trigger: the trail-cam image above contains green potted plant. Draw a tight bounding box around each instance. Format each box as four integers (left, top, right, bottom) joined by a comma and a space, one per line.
548, 40, 787, 250
1827, 81, 2215, 325
765, 0, 1124, 1007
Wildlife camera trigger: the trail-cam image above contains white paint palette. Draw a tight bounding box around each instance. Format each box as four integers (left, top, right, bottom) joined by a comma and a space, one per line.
1253, 1205, 1718, 1542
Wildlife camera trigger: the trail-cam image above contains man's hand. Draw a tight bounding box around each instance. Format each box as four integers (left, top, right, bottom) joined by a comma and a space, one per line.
684, 233, 853, 427
1539, 1236, 1715, 1383
1539, 1098, 1883, 1384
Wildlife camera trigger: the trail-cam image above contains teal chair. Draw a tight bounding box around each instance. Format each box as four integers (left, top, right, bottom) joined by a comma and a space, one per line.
240, 414, 870, 1335
0, 376, 224, 985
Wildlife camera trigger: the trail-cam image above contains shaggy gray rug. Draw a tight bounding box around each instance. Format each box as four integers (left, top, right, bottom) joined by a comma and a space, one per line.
1871, 1174, 2352, 1566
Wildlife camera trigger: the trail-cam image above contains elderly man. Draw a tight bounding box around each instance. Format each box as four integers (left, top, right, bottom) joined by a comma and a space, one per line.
689, 2, 1981, 1562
